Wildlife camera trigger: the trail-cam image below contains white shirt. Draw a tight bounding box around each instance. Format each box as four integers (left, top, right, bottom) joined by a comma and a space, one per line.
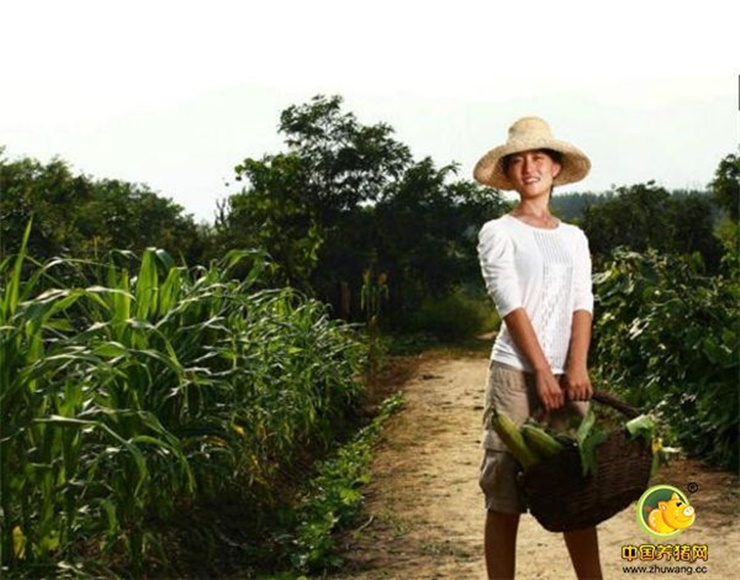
477, 214, 594, 374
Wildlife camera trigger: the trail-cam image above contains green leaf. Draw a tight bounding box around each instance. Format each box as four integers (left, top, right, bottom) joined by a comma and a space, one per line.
576, 407, 596, 445
624, 413, 656, 445
579, 427, 608, 477
576, 409, 608, 476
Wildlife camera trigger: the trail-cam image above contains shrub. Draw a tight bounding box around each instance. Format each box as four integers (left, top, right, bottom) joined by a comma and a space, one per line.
592, 249, 738, 470
406, 288, 499, 342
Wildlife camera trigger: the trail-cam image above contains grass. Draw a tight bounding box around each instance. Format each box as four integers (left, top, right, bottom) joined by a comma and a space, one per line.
385, 330, 493, 359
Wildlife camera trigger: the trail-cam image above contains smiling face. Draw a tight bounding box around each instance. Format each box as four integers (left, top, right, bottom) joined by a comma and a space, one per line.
504, 149, 562, 200
660, 493, 696, 530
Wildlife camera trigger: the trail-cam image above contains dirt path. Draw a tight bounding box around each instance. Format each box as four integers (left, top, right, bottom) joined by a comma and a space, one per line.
333, 351, 740, 579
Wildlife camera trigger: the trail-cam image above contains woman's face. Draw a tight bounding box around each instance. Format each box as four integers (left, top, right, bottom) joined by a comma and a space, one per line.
506, 149, 561, 199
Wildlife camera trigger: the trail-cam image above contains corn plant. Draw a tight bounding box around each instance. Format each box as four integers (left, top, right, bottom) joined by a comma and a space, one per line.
1, 227, 367, 576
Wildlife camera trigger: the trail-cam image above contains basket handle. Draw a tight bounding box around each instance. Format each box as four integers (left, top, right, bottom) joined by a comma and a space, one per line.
590, 390, 641, 419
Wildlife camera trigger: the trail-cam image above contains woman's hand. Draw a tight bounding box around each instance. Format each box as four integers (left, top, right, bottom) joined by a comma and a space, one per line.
534, 368, 565, 412
562, 364, 593, 402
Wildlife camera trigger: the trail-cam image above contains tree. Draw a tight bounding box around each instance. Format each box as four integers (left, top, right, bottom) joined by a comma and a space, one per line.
220, 95, 415, 300
0, 155, 91, 259
709, 151, 740, 221
219, 96, 509, 324
580, 181, 671, 258
372, 158, 504, 320
580, 181, 721, 270
707, 151, 740, 279
278, 95, 412, 216
0, 151, 207, 264
664, 190, 722, 271
217, 152, 323, 289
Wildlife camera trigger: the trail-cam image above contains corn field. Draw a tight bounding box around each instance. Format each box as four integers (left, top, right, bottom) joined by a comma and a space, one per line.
0, 223, 367, 576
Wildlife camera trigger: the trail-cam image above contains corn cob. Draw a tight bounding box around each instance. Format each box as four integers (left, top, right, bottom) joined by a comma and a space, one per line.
520, 424, 565, 459
553, 432, 578, 447
489, 411, 538, 468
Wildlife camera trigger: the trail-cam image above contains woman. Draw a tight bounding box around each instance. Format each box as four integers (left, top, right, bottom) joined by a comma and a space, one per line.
473, 117, 602, 579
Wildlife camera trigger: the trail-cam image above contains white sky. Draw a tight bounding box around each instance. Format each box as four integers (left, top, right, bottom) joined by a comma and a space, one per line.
2, 0, 738, 222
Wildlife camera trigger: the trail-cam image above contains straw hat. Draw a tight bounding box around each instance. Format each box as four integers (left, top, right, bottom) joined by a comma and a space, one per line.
473, 116, 591, 190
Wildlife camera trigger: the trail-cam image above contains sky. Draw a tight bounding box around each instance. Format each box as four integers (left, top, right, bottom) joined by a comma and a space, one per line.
2, 0, 738, 223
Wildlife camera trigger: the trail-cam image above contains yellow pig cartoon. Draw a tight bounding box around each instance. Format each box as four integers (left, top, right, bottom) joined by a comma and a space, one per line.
646, 492, 696, 534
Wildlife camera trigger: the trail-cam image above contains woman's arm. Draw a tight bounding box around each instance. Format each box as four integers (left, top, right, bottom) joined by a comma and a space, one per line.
566, 230, 595, 401
563, 309, 593, 401
503, 307, 564, 412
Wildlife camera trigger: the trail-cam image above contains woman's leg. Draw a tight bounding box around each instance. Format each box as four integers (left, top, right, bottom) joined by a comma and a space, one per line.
563, 526, 603, 579
485, 510, 520, 579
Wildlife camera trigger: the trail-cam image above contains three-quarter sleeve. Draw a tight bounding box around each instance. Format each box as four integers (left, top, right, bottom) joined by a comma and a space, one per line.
572, 229, 594, 314
477, 221, 522, 317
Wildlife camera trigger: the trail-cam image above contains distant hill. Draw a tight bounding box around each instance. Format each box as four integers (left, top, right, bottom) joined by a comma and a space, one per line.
551, 192, 613, 221
551, 189, 712, 222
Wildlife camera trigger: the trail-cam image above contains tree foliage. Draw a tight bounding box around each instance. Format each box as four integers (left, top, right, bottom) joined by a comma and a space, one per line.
709, 151, 740, 220
579, 182, 722, 271
218, 95, 504, 324
373, 158, 504, 318
218, 96, 413, 292
278, 95, 413, 214
0, 152, 207, 264
551, 191, 612, 221
217, 152, 322, 289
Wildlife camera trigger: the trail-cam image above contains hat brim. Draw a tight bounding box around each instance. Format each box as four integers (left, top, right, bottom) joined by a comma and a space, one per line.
474, 138, 591, 190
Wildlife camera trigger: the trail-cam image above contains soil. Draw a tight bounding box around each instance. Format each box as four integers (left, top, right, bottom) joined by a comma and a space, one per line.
331, 347, 740, 579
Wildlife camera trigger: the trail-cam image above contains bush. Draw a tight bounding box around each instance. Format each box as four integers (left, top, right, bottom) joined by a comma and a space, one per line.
592, 249, 738, 470
406, 288, 499, 342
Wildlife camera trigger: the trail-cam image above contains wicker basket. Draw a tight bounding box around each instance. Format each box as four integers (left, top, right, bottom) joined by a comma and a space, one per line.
517, 391, 653, 532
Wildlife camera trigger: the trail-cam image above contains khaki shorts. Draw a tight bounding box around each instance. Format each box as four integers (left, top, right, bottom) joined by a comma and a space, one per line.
479, 361, 588, 514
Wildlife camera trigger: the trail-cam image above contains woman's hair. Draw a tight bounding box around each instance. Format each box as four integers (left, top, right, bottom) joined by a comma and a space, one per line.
500, 148, 563, 176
